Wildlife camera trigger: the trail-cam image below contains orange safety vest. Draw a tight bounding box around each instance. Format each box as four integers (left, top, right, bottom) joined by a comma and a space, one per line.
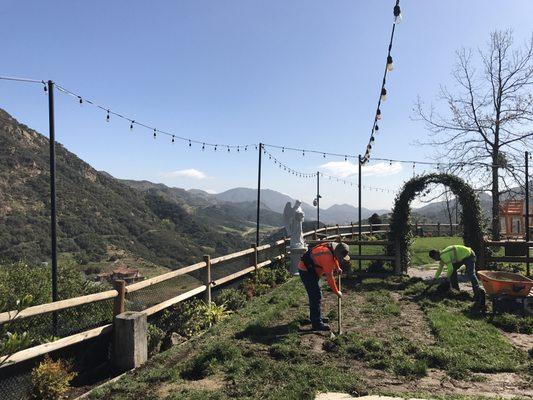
298, 244, 341, 295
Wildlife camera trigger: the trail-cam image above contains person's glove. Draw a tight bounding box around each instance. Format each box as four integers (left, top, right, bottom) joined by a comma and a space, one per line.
336, 291, 343, 298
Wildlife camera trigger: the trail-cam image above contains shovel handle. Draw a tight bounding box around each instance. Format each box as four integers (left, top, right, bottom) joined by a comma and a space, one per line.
337, 274, 342, 335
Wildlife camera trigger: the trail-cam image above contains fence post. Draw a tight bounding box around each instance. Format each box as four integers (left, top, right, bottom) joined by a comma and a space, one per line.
113, 280, 126, 317
369, 222, 373, 235
313, 229, 317, 240
437, 222, 441, 237
203, 255, 211, 304
449, 222, 453, 236
351, 222, 354, 238
394, 238, 402, 275
325, 225, 328, 238
250, 243, 258, 270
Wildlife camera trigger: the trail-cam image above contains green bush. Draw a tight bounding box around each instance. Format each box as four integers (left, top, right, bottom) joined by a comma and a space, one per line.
147, 324, 165, 356
30, 356, 76, 400
159, 299, 211, 338
214, 288, 247, 311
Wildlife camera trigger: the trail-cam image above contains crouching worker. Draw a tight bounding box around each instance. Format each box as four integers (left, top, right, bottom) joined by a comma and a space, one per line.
429, 245, 486, 310
298, 242, 348, 331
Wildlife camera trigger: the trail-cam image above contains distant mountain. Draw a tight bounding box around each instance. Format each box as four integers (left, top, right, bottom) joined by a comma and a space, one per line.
0, 108, 246, 270
214, 187, 389, 224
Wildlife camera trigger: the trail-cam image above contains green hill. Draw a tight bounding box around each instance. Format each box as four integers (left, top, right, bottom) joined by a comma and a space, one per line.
0, 108, 246, 270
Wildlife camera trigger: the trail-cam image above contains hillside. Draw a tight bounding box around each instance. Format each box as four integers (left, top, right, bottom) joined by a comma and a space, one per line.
0, 108, 246, 270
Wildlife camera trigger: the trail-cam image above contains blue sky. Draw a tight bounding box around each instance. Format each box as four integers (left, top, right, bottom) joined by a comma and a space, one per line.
1, 1, 532, 210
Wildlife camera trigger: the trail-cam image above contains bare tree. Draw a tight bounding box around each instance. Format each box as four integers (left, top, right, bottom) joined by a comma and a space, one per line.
414, 30, 533, 240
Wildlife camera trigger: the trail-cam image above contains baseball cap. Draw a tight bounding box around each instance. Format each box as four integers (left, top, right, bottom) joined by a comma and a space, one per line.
333, 242, 350, 261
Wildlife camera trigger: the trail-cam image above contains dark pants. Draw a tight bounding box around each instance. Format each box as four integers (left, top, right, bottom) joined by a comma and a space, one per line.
450, 253, 482, 294
299, 269, 323, 328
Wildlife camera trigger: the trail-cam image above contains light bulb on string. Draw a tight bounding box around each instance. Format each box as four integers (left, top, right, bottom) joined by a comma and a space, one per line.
43, 82, 47, 92
215, 145, 217, 151
237, 146, 240, 152
323, 153, 326, 158
387, 55, 394, 72
78, 96, 83, 105
130, 120, 134, 130
172, 135, 175, 144
153, 129, 157, 139
376, 108, 382, 120
302, 150, 305, 157
393, 3, 402, 23
227, 146, 230, 152
380, 87, 387, 101
370, 136, 375, 143
189, 140, 192, 147
375, 124, 379, 132
106, 110, 110, 122
345, 155, 347, 162
282, 147, 285, 153
389, 160, 392, 166
245, 146, 248, 151
202, 143, 205, 151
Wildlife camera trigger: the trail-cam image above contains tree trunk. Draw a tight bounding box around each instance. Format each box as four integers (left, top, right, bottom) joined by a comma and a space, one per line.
491, 151, 500, 240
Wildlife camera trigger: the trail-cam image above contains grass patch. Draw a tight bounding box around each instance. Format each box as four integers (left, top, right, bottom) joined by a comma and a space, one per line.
325, 332, 427, 378
490, 313, 533, 335
425, 304, 526, 374
361, 289, 401, 319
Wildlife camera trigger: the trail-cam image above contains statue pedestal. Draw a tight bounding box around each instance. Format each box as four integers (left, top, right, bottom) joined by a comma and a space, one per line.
288, 247, 306, 276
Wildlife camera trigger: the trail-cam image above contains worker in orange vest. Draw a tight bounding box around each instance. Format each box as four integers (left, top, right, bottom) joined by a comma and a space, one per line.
298, 242, 348, 331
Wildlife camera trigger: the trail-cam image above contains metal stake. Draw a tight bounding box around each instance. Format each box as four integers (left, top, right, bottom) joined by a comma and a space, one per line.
337, 274, 342, 335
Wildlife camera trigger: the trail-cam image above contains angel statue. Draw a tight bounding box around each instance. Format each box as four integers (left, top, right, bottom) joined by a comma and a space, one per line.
283, 200, 307, 275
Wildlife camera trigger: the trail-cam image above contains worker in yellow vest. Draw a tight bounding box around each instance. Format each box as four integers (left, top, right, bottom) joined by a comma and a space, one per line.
429, 245, 485, 309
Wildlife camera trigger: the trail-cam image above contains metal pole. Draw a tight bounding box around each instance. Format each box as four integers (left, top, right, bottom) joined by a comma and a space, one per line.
337, 274, 342, 335
358, 155, 362, 270
256, 143, 262, 246
316, 171, 320, 230
525, 151, 530, 276
48, 80, 58, 335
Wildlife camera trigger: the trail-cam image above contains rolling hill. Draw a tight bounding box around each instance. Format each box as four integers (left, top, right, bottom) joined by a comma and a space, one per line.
0, 108, 246, 271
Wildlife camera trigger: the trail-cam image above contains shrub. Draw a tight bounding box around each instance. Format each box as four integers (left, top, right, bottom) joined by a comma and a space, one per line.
30, 356, 76, 400
159, 299, 211, 338
147, 324, 165, 356
203, 302, 231, 325
214, 288, 247, 311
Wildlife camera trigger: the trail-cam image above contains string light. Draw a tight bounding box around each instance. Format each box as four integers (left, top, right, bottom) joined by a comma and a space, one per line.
130, 120, 134, 130
78, 96, 83, 105
106, 110, 110, 122
386, 55, 394, 71
189, 140, 192, 147
153, 129, 156, 139
202, 143, 205, 151
376, 108, 382, 120
172, 135, 175, 143
43, 81, 47, 92
393, 1, 402, 24
380, 87, 387, 102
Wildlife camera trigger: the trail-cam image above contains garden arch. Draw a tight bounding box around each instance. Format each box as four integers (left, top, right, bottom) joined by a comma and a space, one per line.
387, 173, 486, 272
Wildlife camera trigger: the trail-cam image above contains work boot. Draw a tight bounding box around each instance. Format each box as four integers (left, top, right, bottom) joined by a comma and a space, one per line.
312, 323, 331, 332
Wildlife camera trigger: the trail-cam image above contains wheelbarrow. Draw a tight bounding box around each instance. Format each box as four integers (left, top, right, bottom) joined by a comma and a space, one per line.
477, 271, 533, 297
477, 271, 533, 315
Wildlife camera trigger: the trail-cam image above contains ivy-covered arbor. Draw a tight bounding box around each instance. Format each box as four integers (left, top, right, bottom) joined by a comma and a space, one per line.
387, 173, 486, 272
